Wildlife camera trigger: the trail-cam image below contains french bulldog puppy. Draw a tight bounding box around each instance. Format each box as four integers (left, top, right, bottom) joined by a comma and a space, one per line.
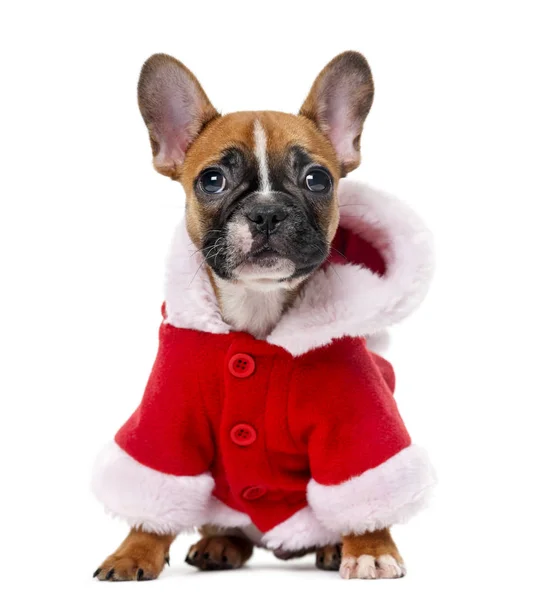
93, 51, 432, 582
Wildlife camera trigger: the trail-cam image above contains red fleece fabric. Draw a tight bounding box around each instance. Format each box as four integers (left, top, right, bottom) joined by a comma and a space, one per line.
331, 225, 386, 274
115, 325, 411, 534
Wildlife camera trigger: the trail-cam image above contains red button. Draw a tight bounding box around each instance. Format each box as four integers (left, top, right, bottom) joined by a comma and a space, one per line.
230, 423, 257, 446
242, 485, 267, 501
229, 353, 255, 378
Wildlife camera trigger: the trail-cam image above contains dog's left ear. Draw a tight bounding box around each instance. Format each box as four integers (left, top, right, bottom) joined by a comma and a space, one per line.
300, 51, 374, 175
138, 54, 219, 179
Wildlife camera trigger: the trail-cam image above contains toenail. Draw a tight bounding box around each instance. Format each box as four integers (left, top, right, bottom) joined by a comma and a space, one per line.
203, 553, 210, 560
222, 555, 228, 563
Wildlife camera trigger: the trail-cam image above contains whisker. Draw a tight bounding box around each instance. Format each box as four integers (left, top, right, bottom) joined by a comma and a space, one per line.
189, 256, 208, 287
329, 246, 348, 261
204, 239, 225, 261
189, 243, 218, 258
304, 242, 344, 284
189, 237, 225, 286
211, 245, 225, 265
324, 257, 343, 282
308, 242, 343, 283
188, 229, 225, 247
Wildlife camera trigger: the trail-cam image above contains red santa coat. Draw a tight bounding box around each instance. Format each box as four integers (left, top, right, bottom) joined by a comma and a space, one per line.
92, 180, 436, 551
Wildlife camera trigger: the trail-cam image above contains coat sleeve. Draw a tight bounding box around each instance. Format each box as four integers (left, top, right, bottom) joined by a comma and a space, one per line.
91, 323, 215, 534
291, 337, 436, 535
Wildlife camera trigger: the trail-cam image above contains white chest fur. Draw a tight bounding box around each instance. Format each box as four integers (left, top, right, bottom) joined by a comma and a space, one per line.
217, 278, 292, 339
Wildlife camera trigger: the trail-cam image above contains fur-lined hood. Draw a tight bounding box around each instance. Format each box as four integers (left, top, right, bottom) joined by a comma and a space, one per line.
164, 179, 434, 356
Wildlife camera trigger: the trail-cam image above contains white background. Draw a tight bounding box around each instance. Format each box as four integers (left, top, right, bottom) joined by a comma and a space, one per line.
1, 1, 554, 598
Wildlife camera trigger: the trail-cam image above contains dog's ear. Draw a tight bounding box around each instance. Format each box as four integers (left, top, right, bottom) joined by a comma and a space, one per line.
300, 51, 374, 175
138, 54, 219, 179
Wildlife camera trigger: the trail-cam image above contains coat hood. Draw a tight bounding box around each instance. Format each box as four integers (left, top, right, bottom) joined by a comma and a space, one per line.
164, 180, 434, 356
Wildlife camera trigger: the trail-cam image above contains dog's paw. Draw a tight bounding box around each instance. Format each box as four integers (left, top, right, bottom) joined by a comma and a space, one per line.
273, 547, 314, 561
186, 536, 253, 571
339, 554, 406, 580
93, 552, 168, 582
93, 538, 169, 582
316, 544, 342, 571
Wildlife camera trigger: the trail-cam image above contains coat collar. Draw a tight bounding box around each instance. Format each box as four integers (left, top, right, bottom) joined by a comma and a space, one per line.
164, 180, 434, 356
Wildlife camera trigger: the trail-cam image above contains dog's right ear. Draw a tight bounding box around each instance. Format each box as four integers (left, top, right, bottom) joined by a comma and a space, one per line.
138, 54, 219, 179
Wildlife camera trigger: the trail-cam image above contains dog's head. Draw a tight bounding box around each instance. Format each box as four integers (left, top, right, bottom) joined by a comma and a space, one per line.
138, 52, 373, 288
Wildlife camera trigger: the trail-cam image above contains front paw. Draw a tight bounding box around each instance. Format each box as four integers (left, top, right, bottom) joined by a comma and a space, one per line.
339, 554, 406, 580
93, 554, 165, 581
93, 532, 170, 582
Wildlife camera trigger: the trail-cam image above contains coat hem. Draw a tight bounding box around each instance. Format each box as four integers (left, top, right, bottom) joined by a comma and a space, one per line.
261, 506, 340, 551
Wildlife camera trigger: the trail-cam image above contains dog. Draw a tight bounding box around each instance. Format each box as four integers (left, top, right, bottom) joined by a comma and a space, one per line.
92, 51, 435, 581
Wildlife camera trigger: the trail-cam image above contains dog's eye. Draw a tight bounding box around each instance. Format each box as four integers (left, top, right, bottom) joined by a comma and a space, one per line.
200, 170, 227, 194
305, 169, 331, 193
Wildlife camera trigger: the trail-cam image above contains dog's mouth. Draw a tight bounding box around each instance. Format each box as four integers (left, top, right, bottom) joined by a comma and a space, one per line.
203, 211, 330, 282
234, 245, 294, 281
248, 245, 282, 264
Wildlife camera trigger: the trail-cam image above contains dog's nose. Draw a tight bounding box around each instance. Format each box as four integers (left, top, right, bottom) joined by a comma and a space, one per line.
247, 205, 288, 235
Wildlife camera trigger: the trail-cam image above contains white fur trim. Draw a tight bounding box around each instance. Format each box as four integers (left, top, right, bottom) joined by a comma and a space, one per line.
164, 180, 434, 355
205, 497, 252, 528
91, 441, 214, 534
262, 507, 340, 551
307, 445, 436, 535
267, 181, 434, 355
164, 221, 232, 334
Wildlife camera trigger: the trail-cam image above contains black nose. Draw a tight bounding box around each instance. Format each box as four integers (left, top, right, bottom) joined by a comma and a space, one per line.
247, 205, 288, 235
